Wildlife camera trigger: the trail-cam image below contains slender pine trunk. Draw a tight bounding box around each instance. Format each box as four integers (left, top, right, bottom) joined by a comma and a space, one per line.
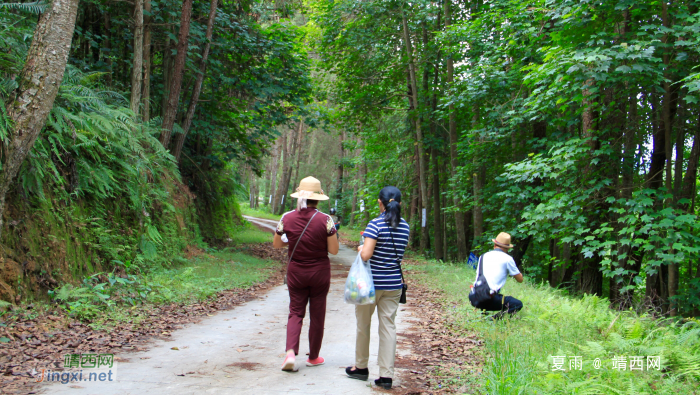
172, 0, 218, 162
130, 0, 144, 117
402, 10, 429, 255
142, 0, 152, 122
159, 0, 194, 148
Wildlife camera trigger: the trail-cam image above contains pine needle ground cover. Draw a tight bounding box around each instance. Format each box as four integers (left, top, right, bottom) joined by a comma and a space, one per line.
409, 260, 700, 394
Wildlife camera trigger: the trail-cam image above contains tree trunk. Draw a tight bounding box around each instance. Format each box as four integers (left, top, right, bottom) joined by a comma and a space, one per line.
428, 37, 443, 260
661, 0, 679, 314
290, 120, 305, 210
680, 111, 700, 212
612, 92, 641, 309
362, 160, 370, 224
274, 130, 291, 214
409, 186, 418, 226
272, 130, 288, 214
161, 22, 173, 118
349, 181, 358, 227
443, 0, 468, 262
648, 94, 666, 190
577, 78, 603, 296
673, 103, 685, 200
172, 0, 218, 162
645, 92, 671, 311
511, 236, 532, 272
401, 10, 429, 255
336, 130, 344, 210
275, 124, 301, 215
142, 0, 152, 122
1, 0, 80, 237
472, 108, 484, 243
411, 142, 421, 249
159, 0, 194, 148
268, 138, 280, 209
102, 12, 113, 87
130, 0, 144, 117
432, 147, 443, 260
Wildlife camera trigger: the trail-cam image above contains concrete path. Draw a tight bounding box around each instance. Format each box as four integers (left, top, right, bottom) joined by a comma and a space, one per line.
43, 217, 414, 394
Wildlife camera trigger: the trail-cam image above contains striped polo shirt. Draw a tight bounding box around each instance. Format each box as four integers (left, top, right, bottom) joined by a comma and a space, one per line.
363, 214, 410, 290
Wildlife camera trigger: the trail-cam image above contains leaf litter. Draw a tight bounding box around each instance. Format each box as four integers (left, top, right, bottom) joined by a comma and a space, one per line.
0, 242, 287, 394
392, 259, 485, 394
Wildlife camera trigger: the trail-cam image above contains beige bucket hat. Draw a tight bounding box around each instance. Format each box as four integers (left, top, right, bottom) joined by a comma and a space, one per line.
492, 232, 515, 249
290, 176, 329, 201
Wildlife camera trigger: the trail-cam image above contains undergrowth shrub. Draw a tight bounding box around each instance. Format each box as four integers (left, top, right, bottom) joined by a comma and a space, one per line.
0, 67, 204, 301
412, 260, 700, 394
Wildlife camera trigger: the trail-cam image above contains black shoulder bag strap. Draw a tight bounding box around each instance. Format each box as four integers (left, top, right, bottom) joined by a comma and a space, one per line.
284, 211, 319, 285
389, 229, 407, 304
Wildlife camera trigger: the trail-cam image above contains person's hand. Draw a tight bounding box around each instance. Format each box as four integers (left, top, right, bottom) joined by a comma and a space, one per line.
357, 245, 363, 252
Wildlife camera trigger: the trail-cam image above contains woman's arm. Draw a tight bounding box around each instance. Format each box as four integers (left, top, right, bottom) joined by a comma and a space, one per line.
273, 233, 288, 249
358, 238, 377, 261
327, 234, 339, 255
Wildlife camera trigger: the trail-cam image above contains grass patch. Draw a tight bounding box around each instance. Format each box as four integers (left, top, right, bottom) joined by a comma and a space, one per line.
25, 227, 279, 327
338, 225, 363, 241
408, 258, 700, 394
230, 226, 273, 244
239, 203, 282, 221
143, 249, 274, 305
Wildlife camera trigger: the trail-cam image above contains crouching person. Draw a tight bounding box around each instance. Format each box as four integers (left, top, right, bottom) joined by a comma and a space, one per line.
469, 232, 524, 319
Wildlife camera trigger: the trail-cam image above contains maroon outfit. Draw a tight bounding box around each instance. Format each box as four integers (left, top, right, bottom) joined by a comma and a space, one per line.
276, 208, 336, 359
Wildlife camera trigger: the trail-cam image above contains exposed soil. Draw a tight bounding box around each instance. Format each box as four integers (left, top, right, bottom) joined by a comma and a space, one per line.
0, 243, 287, 395
225, 362, 261, 371
339, 233, 360, 250
393, 260, 485, 394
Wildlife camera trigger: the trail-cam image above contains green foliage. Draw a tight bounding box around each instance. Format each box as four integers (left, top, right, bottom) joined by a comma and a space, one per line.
239, 203, 282, 221
0, 0, 312, 303
144, 249, 274, 305
50, 227, 278, 324
0, 1, 47, 15
414, 259, 700, 394
228, 226, 272, 245
305, 0, 700, 312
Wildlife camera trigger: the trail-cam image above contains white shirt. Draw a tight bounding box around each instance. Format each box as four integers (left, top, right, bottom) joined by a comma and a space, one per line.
473, 249, 521, 294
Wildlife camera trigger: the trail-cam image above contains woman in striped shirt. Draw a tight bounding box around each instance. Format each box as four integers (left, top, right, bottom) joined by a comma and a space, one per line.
345, 186, 409, 390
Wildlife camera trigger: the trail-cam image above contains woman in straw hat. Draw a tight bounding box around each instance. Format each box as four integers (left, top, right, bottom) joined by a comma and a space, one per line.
273, 176, 339, 371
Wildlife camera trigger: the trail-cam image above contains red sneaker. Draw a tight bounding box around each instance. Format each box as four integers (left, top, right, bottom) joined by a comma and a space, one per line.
306, 357, 325, 367
281, 352, 297, 371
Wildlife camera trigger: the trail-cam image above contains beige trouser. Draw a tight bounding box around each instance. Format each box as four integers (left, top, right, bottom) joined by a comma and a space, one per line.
355, 289, 402, 378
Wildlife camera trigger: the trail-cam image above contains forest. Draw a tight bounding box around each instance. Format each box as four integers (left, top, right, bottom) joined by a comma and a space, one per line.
0, 0, 699, 393
0, 0, 312, 303
253, 0, 700, 317
0, 0, 698, 315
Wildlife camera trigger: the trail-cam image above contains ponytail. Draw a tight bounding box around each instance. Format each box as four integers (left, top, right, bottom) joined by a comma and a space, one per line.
379, 186, 402, 228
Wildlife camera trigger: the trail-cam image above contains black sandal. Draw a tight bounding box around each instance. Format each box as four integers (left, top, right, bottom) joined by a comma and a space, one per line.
374, 377, 392, 389
345, 366, 369, 381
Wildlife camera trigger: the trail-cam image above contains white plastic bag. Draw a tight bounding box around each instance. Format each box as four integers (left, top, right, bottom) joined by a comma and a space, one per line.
344, 253, 376, 305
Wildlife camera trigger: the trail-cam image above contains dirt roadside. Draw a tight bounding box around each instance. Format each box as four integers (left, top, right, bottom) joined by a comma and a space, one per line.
392, 258, 485, 394
0, 243, 287, 394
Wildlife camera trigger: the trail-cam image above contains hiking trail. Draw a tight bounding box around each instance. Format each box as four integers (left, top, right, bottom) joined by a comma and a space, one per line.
43, 216, 416, 394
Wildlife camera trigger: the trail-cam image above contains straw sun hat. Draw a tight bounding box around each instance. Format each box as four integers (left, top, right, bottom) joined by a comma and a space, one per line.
290, 176, 329, 201
492, 232, 515, 249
